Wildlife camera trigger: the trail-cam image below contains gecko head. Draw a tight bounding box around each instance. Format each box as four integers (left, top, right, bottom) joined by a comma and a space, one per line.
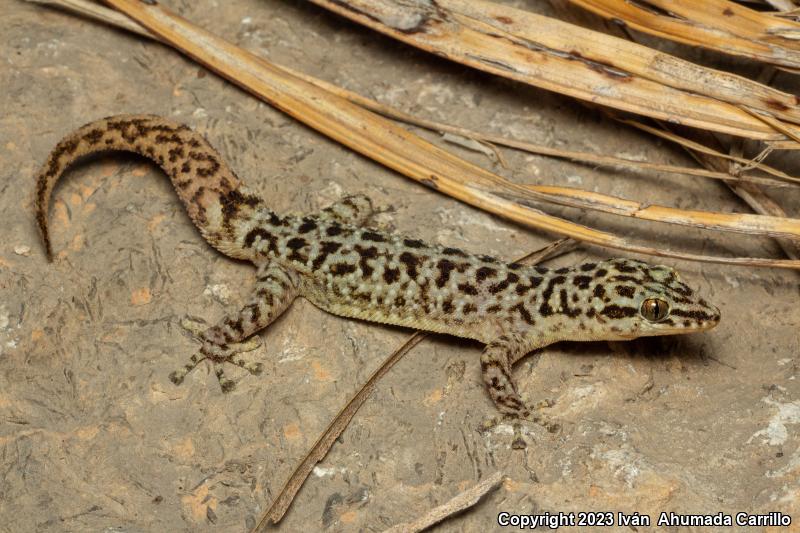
587, 259, 720, 340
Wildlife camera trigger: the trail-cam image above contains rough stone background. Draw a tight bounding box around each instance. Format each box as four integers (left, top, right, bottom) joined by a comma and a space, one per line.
1, 1, 799, 532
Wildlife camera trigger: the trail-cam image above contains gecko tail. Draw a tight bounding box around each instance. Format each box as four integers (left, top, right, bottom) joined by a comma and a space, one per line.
34, 114, 268, 262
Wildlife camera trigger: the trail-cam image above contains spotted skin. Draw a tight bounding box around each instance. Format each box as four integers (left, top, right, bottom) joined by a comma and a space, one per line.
35, 115, 721, 419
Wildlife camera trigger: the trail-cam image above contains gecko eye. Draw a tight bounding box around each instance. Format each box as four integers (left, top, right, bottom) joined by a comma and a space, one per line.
640, 298, 670, 322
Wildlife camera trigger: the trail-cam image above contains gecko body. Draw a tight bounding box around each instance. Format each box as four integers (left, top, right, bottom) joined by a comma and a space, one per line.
35, 115, 720, 419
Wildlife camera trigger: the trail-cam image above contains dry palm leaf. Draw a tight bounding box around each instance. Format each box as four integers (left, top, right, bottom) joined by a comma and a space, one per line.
321, 85, 799, 188
269, 66, 799, 188
566, 0, 800, 68
37, 0, 796, 188
521, 184, 798, 236
666, 121, 800, 259
24, 0, 800, 269
757, 0, 798, 12
549, 0, 800, 259
307, 0, 800, 143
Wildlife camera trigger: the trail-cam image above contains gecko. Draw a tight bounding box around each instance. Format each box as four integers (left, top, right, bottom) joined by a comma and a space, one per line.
34, 115, 721, 421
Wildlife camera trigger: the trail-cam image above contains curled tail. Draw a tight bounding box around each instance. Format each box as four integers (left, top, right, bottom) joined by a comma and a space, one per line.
34, 114, 268, 261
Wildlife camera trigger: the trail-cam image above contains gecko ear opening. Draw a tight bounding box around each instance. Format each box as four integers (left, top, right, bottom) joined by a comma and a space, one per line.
640, 298, 669, 322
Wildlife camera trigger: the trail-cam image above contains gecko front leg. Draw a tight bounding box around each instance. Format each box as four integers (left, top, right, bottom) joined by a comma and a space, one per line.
170, 260, 299, 392
481, 334, 533, 419
481, 334, 556, 432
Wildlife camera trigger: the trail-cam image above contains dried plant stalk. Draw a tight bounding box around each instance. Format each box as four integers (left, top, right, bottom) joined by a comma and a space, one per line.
381, 471, 505, 533
22, 0, 800, 269
566, 0, 800, 69
307, 0, 800, 142
292, 76, 797, 188
256, 332, 427, 529
550, 0, 800, 260
523, 185, 800, 239
25, 0, 153, 37
759, 0, 798, 12
40, 0, 797, 189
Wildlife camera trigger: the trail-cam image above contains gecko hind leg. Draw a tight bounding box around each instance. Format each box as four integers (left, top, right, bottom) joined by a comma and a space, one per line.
317, 194, 377, 226
171, 318, 263, 391
169, 261, 299, 392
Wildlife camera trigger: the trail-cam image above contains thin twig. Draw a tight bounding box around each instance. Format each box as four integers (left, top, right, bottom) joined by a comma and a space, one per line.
381, 471, 505, 533
255, 332, 426, 529
564, 0, 800, 69
619, 118, 799, 183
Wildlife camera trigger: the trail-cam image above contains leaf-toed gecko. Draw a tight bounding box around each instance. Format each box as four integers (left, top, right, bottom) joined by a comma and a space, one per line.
34, 115, 721, 420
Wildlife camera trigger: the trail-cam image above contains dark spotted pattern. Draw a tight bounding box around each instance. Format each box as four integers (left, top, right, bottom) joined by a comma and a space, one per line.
476, 266, 497, 282
244, 228, 277, 252
383, 267, 400, 284
615, 285, 636, 298
311, 241, 341, 270
435, 259, 456, 288
458, 283, 479, 295
35, 115, 720, 420
298, 218, 317, 233
600, 304, 637, 319
398, 251, 422, 279
331, 263, 357, 276
442, 247, 468, 257
355, 245, 378, 277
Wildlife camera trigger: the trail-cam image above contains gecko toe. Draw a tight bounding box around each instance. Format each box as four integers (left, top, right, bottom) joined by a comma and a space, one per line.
533, 398, 555, 409
531, 415, 560, 433
214, 362, 236, 392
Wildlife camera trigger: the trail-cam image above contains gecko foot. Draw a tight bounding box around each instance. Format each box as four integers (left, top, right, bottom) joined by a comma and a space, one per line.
169, 318, 263, 392
481, 412, 558, 433
481, 399, 559, 448
521, 398, 559, 435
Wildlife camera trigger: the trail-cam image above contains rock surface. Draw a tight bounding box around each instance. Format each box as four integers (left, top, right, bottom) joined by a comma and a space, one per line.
0, 1, 798, 531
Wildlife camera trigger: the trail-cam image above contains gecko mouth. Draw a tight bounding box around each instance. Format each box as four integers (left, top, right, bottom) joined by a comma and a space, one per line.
674, 305, 722, 332
614, 306, 721, 339
653, 307, 722, 336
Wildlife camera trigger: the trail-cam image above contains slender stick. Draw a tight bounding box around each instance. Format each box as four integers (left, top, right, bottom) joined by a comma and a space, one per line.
381, 471, 505, 533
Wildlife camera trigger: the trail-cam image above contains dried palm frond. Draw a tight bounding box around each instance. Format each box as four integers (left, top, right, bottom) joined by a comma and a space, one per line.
306, 0, 800, 144
565, 0, 800, 69
550, 0, 800, 259
23, 0, 800, 271
755, 0, 798, 13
